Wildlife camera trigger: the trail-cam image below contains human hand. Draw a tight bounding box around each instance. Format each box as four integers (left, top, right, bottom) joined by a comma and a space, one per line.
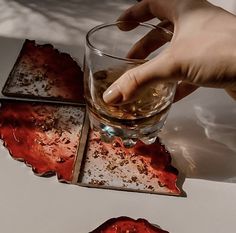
103, 0, 236, 103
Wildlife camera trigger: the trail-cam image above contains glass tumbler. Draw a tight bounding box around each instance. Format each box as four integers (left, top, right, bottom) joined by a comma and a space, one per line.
84, 22, 176, 147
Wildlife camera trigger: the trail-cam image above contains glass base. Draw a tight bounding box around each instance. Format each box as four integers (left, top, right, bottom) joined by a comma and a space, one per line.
88, 108, 167, 147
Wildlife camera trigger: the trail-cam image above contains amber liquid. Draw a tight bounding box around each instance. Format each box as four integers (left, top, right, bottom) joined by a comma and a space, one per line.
84, 66, 176, 145
85, 67, 174, 125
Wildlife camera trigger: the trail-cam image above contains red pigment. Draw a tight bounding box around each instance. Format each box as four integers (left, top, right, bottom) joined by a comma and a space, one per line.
7, 39, 84, 102
89, 131, 180, 195
90, 217, 169, 233
0, 101, 83, 182
132, 139, 179, 194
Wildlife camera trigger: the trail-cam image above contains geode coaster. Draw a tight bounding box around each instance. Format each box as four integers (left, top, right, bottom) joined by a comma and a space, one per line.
74, 130, 181, 196
90, 216, 169, 233
0, 39, 182, 196
0, 100, 85, 182
2, 39, 84, 104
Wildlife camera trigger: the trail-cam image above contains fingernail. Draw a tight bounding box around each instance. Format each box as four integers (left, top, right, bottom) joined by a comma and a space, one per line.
103, 85, 122, 104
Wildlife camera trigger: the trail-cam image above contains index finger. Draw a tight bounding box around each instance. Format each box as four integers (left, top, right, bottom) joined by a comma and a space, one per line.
118, 0, 175, 30
117, 0, 154, 31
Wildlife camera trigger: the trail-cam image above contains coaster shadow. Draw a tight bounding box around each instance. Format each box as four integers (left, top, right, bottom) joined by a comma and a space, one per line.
160, 104, 236, 183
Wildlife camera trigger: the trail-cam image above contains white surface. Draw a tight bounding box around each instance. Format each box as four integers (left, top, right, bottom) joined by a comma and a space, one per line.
0, 1, 236, 233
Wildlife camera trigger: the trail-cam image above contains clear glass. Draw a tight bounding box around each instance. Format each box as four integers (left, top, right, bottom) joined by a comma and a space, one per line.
84, 22, 176, 147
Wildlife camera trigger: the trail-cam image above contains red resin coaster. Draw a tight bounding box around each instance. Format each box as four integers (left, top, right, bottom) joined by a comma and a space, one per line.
79, 131, 180, 195
90, 217, 169, 233
0, 101, 85, 182
0, 40, 181, 195
2, 39, 84, 103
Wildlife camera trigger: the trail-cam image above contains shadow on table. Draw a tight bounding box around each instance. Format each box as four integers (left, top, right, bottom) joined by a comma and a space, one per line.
0, 0, 133, 46
161, 97, 236, 183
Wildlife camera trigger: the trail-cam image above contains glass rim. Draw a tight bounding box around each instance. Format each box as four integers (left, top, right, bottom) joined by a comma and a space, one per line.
86, 21, 173, 63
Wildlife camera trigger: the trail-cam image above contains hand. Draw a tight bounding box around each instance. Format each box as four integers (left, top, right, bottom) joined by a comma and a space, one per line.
103, 0, 236, 104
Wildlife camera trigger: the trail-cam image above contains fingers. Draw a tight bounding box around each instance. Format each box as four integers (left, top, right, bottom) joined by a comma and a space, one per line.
158, 19, 174, 32
117, 0, 154, 31
118, 0, 176, 31
174, 82, 198, 102
127, 20, 173, 59
103, 49, 179, 104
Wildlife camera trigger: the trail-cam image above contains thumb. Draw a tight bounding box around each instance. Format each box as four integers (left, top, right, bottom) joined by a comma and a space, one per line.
103, 50, 178, 104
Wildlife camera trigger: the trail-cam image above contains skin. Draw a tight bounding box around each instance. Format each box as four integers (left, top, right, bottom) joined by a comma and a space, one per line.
103, 0, 236, 104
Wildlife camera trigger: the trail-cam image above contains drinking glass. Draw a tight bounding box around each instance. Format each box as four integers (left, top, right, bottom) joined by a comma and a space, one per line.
84, 22, 176, 147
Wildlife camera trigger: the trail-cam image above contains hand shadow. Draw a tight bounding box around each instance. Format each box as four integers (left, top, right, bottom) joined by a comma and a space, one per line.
160, 101, 236, 183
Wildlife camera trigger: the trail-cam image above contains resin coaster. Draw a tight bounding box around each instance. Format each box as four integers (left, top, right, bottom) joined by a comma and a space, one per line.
0, 39, 182, 196
75, 130, 181, 196
0, 100, 85, 182
2, 39, 84, 104
90, 216, 169, 233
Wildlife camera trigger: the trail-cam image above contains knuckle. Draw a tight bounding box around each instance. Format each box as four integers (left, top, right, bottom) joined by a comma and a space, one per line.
125, 70, 140, 89
120, 69, 141, 101
124, 8, 134, 19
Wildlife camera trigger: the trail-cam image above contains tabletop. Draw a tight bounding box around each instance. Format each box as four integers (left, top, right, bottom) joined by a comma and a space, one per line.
0, 1, 236, 233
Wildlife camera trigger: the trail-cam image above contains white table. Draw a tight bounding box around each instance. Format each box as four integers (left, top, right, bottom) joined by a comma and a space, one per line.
0, 1, 235, 232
